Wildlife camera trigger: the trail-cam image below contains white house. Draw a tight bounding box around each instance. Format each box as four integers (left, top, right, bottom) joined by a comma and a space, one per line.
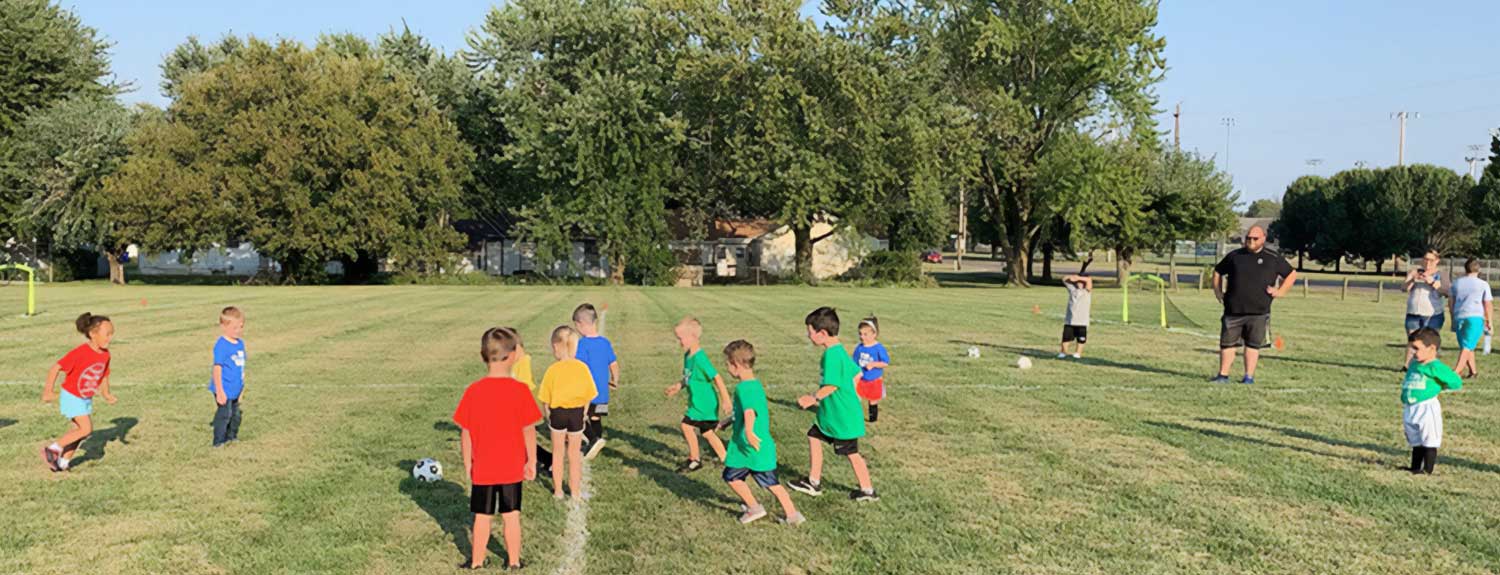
669, 217, 884, 281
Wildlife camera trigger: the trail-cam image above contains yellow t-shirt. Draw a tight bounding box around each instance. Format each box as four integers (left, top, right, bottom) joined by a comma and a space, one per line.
538, 358, 597, 409
515, 352, 535, 393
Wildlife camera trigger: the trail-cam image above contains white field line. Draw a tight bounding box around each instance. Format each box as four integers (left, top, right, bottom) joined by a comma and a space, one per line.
553, 306, 603, 575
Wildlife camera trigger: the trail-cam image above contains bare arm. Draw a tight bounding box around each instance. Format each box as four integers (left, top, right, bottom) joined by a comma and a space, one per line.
797, 385, 841, 409
1404, 269, 1418, 292
743, 409, 760, 450
461, 429, 474, 484
522, 425, 537, 480
42, 364, 62, 402
1273, 270, 1299, 298
713, 375, 731, 417
99, 374, 116, 403
1212, 271, 1224, 301
608, 360, 620, 390
212, 365, 227, 405
1486, 300, 1493, 332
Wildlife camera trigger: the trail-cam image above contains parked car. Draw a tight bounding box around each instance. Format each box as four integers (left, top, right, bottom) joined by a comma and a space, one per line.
921, 250, 943, 264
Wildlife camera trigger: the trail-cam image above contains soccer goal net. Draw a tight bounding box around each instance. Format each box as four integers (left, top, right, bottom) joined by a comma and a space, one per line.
0, 264, 37, 317
1122, 274, 1202, 330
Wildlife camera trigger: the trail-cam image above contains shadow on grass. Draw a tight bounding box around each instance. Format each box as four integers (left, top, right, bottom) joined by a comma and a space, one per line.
929, 271, 1010, 289
433, 420, 460, 433
70, 417, 137, 469
605, 426, 739, 514
0, 418, 16, 430
395, 459, 504, 563
1192, 348, 1389, 373
956, 340, 1204, 380
1196, 418, 1500, 475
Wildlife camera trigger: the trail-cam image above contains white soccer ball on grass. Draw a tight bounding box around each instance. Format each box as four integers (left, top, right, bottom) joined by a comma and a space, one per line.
412, 458, 443, 482
967, 346, 981, 358
1016, 356, 1033, 370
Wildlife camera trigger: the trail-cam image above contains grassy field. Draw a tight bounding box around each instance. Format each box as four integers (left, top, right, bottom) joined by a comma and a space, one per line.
3, 282, 1499, 574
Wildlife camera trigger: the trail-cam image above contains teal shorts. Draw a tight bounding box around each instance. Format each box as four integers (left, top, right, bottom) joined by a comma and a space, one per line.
59, 389, 93, 420
1455, 317, 1485, 351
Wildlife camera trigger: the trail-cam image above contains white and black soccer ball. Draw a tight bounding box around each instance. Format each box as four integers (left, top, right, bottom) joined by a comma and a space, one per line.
967, 346, 981, 359
412, 458, 443, 482
1016, 356, 1033, 370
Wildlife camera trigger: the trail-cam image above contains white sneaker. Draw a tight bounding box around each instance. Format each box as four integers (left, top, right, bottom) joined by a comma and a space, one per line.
1072, 353, 1082, 359
781, 512, 807, 526
739, 505, 767, 524
1056, 353, 1067, 359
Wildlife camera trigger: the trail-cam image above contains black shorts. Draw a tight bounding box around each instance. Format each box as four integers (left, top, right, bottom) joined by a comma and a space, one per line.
471, 482, 523, 515
723, 466, 779, 488
549, 406, 586, 434
807, 425, 859, 455
1220, 314, 1270, 349
682, 416, 719, 433
587, 403, 607, 418
1062, 325, 1088, 343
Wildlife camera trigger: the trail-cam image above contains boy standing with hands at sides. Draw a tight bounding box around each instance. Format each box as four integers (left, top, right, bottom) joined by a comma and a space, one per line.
852, 317, 890, 423
210, 307, 248, 447
1401, 327, 1462, 475
573, 303, 618, 460
453, 328, 541, 570
721, 340, 805, 525
538, 326, 597, 500
789, 307, 878, 502
665, 317, 731, 472
1059, 274, 1092, 359
40, 313, 117, 472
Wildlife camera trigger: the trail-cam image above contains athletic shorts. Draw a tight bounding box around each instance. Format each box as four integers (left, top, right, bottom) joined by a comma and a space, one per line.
549, 406, 586, 434
471, 482, 523, 515
1403, 398, 1443, 448
856, 378, 885, 401
588, 403, 608, 418
1061, 325, 1089, 344
1220, 314, 1270, 349
682, 416, 719, 433
1455, 317, 1484, 351
1405, 313, 1445, 333
723, 466, 779, 488
807, 425, 859, 455
59, 389, 92, 420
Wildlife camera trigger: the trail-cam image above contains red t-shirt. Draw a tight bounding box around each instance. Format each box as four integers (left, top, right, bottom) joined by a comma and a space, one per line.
59, 344, 110, 399
453, 377, 542, 485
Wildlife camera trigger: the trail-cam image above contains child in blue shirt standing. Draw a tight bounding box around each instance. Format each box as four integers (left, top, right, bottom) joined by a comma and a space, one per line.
852, 317, 890, 423
209, 307, 248, 447
573, 303, 619, 460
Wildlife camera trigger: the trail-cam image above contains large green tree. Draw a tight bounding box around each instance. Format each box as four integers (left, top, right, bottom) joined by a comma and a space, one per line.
928, 0, 1165, 286
107, 37, 471, 283
1270, 175, 1324, 269
1470, 133, 1500, 256
1144, 147, 1239, 285
0, 0, 113, 138
1244, 198, 1280, 218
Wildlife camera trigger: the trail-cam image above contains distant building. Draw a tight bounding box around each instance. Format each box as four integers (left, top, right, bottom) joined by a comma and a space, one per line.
452, 219, 609, 279
669, 215, 884, 281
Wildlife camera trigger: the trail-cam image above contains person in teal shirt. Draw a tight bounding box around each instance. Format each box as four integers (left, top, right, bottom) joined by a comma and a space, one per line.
664, 317, 730, 473
788, 307, 878, 502
719, 340, 804, 525
1402, 327, 1463, 474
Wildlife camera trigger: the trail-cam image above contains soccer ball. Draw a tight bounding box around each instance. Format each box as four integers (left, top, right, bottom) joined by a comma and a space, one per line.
967, 346, 981, 359
412, 458, 443, 482
1016, 356, 1033, 370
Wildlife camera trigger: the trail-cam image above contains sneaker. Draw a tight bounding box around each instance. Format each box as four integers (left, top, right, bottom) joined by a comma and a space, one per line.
781, 512, 807, 526
1071, 353, 1082, 359
788, 479, 823, 497
40, 445, 60, 472
457, 560, 486, 570
676, 459, 702, 473
502, 562, 527, 571
739, 504, 768, 524
1208, 374, 1231, 384
1240, 376, 1255, 385
850, 489, 880, 502
1056, 353, 1067, 359
584, 438, 606, 461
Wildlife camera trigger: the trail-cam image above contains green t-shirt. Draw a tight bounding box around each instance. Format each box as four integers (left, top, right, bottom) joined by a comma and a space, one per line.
1401, 359, 1462, 406
682, 348, 720, 421
814, 345, 866, 440
725, 379, 777, 471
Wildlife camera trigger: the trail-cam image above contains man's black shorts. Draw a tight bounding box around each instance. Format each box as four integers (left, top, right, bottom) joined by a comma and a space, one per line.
549, 406, 586, 434
682, 416, 719, 433
807, 425, 860, 455
471, 482, 523, 515
1220, 314, 1270, 349
1062, 325, 1088, 343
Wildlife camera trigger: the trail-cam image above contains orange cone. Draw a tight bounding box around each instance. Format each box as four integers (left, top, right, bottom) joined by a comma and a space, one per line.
140, 298, 148, 307
1274, 335, 1285, 351
1032, 304, 1041, 315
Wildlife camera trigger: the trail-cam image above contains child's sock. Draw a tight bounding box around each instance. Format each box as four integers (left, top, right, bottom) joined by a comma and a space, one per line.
57, 458, 70, 470
868, 404, 879, 423
1410, 447, 1423, 472
1423, 447, 1438, 474
48, 443, 62, 453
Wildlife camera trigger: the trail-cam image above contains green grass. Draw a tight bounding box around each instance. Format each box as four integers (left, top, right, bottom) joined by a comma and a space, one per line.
2, 283, 1499, 574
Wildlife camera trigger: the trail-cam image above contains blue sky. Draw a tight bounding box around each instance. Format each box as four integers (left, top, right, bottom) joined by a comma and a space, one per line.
71, 0, 1500, 204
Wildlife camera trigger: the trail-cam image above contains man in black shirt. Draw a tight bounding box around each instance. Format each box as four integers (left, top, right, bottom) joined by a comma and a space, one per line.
1211, 225, 1298, 384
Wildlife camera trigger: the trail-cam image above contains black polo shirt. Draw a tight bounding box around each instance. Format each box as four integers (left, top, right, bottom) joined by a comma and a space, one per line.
1215, 247, 1293, 316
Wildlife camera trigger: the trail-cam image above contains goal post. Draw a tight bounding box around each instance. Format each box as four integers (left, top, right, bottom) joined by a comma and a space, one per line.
0, 264, 36, 317
1122, 273, 1166, 328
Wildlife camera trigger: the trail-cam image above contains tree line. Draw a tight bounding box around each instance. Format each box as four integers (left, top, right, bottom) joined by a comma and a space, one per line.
2, 0, 1239, 285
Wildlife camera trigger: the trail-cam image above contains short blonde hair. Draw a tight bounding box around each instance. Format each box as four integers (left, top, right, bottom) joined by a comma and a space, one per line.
676, 316, 702, 337
220, 306, 244, 324
552, 325, 581, 354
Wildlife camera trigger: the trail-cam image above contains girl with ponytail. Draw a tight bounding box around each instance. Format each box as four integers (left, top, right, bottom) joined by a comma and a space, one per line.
40, 312, 117, 472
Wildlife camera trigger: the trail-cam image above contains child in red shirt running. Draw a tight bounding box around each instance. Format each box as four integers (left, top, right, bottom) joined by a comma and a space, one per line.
453, 327, 542, 570
40, 313, 117, 472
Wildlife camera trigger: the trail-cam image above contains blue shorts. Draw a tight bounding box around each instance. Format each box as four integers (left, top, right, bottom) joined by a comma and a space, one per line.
1405, 313, 1445, 333
723, 467, 779, 488
1455, 317, 1485, 351
59, 390, 92, 420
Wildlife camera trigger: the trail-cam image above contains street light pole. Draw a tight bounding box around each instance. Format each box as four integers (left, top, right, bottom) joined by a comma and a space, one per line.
1391, 111, 1419, 166
1220, 117, 1236, 171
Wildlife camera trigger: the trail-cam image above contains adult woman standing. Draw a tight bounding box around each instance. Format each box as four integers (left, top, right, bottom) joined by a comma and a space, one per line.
1404, 250, 1446, 368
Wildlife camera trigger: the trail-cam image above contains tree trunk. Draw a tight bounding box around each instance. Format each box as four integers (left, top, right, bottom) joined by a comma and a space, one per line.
1375, 259, 1384, 274
990, 243, 998, 260
107, 252, 125, 285
1168, 250, 1177, 289
1080, 256, 1093, 275
1041, 243, 1054, 280
793, 224, 815, 283
1115, 247, 1133, 288
1004, 232, 1030, 287
610, 252, 626, 285
1298, 250, 1304, 271
1335, 258, 1341, 273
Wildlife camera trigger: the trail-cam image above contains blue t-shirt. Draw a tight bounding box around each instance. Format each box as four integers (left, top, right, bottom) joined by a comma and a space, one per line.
1452, 276, 1494, 319
852, 342, 890, 382
575, 335, 617, 404
207, 336, 247, 399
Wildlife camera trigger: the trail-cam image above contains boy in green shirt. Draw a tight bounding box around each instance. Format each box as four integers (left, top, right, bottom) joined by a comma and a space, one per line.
720, 340, 805, 525
789, 307, 878, 502
665, 317, 730, 473
1402, 327, 1463, 474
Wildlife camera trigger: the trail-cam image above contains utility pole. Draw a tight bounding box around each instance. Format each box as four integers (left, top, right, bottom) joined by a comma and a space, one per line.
1391, 111, 1419, 166
1173, 102, 1181, 149
1466, 144, 1486, 180
1220, 117, 1236, 171
955, 185, 966, 271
